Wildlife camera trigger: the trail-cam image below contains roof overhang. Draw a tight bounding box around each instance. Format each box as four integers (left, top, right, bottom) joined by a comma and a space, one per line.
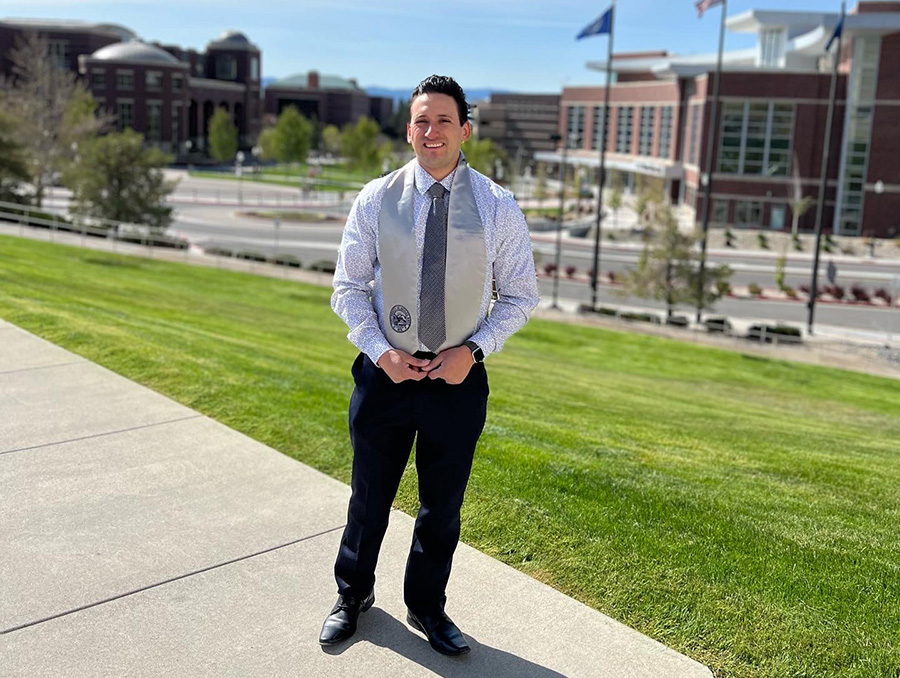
534, 151, 684, 180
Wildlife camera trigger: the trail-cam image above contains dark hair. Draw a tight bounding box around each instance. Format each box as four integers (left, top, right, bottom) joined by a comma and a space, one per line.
410, 75, 468, 125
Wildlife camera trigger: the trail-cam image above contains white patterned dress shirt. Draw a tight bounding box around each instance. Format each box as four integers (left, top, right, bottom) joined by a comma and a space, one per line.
331, 159, 539, 365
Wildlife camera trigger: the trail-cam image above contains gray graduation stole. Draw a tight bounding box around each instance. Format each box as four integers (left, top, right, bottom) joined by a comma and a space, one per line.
379, 157, 486, 354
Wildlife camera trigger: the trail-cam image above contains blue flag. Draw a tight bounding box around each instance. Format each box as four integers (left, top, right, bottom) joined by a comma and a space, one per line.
577, 7, 613, 40
825, 17, 843, 52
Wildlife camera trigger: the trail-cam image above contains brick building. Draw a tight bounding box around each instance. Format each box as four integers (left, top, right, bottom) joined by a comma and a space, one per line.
1, 19, 392, 157
474, 93, 560, 171
263, 70, 394, 130
537, 3, 900, 238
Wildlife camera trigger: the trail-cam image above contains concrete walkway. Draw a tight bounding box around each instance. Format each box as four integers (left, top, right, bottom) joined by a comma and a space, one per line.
0, 319, 712, 678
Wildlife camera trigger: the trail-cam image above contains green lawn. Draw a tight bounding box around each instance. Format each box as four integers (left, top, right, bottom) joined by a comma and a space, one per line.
1, 234, 898, 678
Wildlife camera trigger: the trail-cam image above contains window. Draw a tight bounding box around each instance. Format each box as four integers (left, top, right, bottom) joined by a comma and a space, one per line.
638, 106, 654, 156
616, 106, 633, 154
251, 57, 259, 81
836, 36, 881, 235
146, 71, 163, 92
147, 102, 162, 141
716, 100, 794, 176
194, 61, 204, 76
91, 69, 106, 89
566, 105, 585, 147
48, 40, 70, 70
116, 70, 134, 91
117, 100, 134, 131
172, 75, 183, 93
770, 205, 786, 230
736, 200, 763, 227
591, 106, 609, 151
658, 106, 673, 158
713, 199, 729, 225
688, 104, 700, 165
216, 55, 237, 80
172, 102, 183, 144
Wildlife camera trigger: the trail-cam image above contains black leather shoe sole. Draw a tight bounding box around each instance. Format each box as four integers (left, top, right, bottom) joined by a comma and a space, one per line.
406, 612, 471, 656
318, 592, 375, 646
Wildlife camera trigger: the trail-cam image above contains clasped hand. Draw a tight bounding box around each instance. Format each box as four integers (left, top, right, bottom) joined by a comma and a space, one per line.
377, 347, 474, 385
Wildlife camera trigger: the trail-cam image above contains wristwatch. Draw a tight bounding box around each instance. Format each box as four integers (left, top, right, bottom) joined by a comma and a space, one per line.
464, 340, 484, 363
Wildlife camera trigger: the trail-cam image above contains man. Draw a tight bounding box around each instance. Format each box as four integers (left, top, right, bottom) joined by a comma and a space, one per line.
320, 74, 539, 656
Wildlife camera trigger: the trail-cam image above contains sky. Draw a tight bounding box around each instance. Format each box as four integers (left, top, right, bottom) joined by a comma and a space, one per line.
3, 0, 842, 92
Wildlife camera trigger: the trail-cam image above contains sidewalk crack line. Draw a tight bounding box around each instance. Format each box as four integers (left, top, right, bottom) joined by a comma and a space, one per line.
0, 415, 205, 457
1, 524, 346, 635
0, 361, 86, 376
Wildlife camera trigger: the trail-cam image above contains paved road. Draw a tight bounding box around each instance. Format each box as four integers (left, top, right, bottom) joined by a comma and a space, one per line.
38, 173, 900, 335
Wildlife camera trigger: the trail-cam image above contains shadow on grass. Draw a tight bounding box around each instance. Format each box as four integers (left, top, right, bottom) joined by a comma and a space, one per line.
322, 607, 568, 677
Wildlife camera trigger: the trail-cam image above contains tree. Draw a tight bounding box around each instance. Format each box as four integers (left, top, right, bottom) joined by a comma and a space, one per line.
623, 205, 732, 319
790, 195, 815, 236
274, 106, 313, 164
533, 163, 548, 200
0, 32, 105, 206
0, 109, 29, 203
385, 98, 409, 139
461, 136, 506, 176
64, 129, 176, 231
341, 116, 381, 173
257, 126, 278, 162
608, 186, 623, 231
321, 124, 342, 156
208, 108, 238, 162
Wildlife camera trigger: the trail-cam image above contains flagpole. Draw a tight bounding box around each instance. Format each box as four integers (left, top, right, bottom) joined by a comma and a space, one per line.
590, 0, 616, 309
694, 0, 727, 323
808, 1, 845, 335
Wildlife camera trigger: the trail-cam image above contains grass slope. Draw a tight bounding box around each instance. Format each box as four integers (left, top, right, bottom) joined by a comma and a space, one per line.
1, 234, 898, 678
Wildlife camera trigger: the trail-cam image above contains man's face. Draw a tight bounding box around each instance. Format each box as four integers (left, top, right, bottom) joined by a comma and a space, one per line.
407, 92, 471, 180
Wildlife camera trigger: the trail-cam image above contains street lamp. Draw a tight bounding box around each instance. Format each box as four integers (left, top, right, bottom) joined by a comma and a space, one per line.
235, 150, 245, 206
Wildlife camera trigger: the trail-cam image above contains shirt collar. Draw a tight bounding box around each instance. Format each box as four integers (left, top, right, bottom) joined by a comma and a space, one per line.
414, 159, 458, 197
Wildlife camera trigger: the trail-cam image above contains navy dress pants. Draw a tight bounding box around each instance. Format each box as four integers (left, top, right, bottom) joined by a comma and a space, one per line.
334, 352, 488, 615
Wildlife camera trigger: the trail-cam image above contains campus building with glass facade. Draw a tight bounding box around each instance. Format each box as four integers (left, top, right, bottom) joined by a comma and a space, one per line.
537, 2, 900, 238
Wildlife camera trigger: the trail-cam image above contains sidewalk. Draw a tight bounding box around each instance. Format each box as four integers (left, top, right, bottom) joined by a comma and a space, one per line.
0, 319, 712, 678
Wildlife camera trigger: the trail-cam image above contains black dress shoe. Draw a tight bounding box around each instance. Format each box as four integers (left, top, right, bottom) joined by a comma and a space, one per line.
318, 590, 375, 646
406, 609, 470, 656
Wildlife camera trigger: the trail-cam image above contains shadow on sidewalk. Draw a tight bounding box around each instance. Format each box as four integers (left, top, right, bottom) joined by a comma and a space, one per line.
322, 607, 569, 677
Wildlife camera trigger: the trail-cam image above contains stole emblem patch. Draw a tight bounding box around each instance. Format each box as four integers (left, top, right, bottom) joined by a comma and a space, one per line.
389, 305, 411, 333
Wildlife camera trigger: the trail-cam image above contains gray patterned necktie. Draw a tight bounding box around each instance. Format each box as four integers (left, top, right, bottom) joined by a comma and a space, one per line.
420, 182, 448, 351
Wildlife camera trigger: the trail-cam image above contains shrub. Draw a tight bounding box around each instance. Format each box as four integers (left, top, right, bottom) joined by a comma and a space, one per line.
565, 265, 577, 278
272, 255, 301, 268
830, 285, 845, 300
607, 231, 616, 241
204, 246, 234, 257
606, 271, 618, 284
850, 284, 870, 302
748, 282, 763, 296
666, 315, 689, 327
792, 234, 803, 251
236, 251, 267, 262
724, 229, 735, 248
543, 263, 557, 276
597, 306, 618, 316
704, 317, 732, 333
309, 260, 337, 274
874, 288, 892, 304
748, 323, 802, 343
717, 280, 732, 296
841, 245, 856, 255
757, 233, 769, 249
784, 286, 797, 298
620, 311, 660, 323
